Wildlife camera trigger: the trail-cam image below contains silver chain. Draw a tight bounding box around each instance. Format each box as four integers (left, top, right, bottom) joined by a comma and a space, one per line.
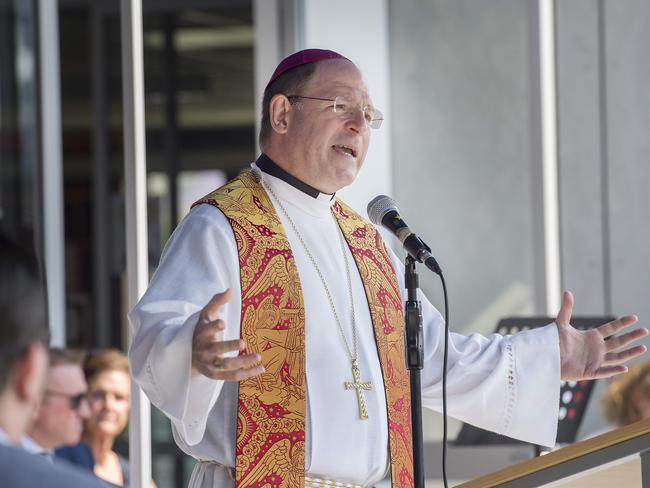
262, 178, 359, 363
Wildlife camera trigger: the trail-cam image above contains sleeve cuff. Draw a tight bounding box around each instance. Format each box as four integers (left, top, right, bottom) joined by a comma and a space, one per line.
506, 323, 561, 447
141, 311, 225, 446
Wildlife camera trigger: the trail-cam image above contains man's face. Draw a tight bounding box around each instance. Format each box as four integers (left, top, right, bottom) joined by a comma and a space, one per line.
34, 364, 89, 448
8, 343, 49, 443
280, 59, 372, 193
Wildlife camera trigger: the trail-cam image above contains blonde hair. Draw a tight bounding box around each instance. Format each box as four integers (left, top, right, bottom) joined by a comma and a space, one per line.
602, 360, 650, 426
83, 349, 129, 383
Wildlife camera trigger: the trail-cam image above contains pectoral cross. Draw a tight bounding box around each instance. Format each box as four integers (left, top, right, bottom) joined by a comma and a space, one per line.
344, 360, 372, 420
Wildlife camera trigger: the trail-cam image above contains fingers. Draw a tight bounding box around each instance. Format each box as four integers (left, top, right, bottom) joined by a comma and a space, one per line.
218, 352, 262, 371
603, 345, 648, 366
213, 364, 265, 382
194, 348, 265, 380
604, 327, 648, 351
556, 290, 574, 327
205, 339, 246, 356
194, 318, 226, 344
195, 289, 234, 343
597, 315, 641, 339
199, 289, 233, 324
192, 289, 264, 382
206, 352, 264, 381
193, 339, 244, 368
589, 365, 628, 380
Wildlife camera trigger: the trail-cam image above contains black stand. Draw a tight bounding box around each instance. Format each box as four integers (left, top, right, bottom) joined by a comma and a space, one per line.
404, 256, 425, 488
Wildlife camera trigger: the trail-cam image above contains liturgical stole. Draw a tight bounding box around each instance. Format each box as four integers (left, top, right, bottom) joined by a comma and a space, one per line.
193, 170, 414, 487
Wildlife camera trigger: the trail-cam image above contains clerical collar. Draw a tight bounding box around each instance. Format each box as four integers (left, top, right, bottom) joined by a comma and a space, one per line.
256, 154, 335, 201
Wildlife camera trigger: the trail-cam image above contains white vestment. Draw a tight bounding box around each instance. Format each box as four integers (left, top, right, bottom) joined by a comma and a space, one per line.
129, 166, 560, 488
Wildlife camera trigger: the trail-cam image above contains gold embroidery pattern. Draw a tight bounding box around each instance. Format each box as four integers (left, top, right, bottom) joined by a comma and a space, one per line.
195, 171, 305, 487
194, 171, 412, 487
333, 201, 414, 488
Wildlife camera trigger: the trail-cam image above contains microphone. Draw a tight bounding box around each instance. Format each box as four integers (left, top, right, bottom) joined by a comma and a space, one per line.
367, 195, 442, 275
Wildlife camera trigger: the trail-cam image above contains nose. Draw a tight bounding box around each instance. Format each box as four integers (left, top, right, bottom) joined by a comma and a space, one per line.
346, 108, 368, 134
105, 393, 118, 410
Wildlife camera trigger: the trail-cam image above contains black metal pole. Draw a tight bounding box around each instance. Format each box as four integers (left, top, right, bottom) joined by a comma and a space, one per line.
404, 256, 425, 488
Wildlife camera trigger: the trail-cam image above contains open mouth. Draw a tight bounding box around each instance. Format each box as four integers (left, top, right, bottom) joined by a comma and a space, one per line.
333, 144, 357, 158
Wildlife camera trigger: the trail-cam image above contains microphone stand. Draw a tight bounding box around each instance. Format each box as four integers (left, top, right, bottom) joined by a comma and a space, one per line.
404, 255, 425, 488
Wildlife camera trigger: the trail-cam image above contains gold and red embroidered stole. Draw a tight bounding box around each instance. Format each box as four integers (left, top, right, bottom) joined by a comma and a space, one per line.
333, 200, 414, 488
193, 170, 413, 487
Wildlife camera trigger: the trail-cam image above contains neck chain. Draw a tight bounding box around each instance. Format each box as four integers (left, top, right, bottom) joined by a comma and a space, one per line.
260, 174, 373, 419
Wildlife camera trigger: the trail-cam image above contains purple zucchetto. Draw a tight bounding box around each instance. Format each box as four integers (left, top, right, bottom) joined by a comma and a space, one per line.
265, 49, 351, 90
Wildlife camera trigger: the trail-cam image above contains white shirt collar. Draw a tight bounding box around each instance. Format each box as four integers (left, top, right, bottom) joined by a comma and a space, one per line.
20, 434, 55, 461
0, 427, 10, 446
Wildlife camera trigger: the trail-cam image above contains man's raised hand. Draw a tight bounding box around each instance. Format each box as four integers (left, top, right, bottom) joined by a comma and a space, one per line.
191, 289, 265, 381
556, 290, 648, 381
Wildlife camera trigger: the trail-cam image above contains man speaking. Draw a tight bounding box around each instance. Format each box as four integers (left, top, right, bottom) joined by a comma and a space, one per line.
129, 49, 646, 488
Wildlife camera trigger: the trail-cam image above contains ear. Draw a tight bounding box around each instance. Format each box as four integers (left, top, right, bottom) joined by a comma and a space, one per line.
269, 94, 293, 135
15, 342, 48, 404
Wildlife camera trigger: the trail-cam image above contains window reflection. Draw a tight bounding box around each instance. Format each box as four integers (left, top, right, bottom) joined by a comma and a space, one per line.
0, 0, 41, 256
57, 2, 255, 486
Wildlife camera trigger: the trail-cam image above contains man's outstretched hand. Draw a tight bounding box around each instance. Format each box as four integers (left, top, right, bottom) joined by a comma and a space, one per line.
557, 290, 648, 381
192, 289, 265, 381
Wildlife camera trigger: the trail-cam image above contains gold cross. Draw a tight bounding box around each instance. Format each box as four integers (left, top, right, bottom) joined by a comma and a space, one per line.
345, 360, 372, 420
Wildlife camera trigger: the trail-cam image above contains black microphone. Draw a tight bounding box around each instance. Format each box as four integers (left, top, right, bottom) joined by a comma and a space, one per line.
367, 195, 442, 275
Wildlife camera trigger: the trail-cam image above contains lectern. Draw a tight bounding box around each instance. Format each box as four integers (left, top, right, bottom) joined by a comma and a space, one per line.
456, 417, 650, 487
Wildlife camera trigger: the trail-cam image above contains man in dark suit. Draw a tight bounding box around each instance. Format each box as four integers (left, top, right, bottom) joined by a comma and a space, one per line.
0, 231, 107, 487
0, 443, 111, 487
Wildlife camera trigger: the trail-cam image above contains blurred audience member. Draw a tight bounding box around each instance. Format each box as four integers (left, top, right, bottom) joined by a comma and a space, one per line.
23, 348, 90, 457
58, 349, 133, 486
602, 360, 650, 427
0, 231, 106, 488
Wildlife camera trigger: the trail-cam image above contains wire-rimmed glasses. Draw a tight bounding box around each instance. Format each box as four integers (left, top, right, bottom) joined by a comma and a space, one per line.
286, 95, 384, 129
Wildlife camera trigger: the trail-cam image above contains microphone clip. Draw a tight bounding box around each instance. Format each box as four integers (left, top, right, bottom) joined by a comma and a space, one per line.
403, 235, 442, 275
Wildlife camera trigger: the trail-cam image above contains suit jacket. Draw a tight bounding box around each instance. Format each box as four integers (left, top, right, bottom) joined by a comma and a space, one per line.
0, 443, 108, 488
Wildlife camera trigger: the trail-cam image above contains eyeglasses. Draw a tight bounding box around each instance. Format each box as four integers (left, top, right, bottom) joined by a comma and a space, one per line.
44, 390, 87, 410
286, 95, 384, 129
